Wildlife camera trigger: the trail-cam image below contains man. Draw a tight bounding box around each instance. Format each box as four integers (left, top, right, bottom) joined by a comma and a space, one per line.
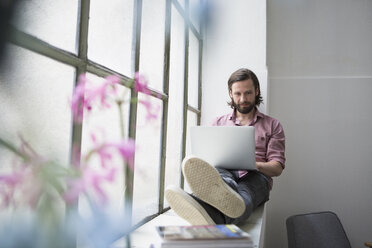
165, 68, 285, 225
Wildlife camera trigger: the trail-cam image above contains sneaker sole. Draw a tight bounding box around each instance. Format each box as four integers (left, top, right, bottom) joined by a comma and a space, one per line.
182, 156, 245, 218
165, 185, 215, 225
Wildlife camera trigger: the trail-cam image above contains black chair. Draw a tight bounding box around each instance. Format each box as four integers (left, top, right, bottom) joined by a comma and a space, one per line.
286, 211, 372, 248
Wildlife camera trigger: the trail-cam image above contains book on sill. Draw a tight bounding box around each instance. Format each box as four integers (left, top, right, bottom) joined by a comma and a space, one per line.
156, 224, 254, 248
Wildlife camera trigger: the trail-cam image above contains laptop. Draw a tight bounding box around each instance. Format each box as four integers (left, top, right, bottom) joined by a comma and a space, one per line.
189, 126, 257, 170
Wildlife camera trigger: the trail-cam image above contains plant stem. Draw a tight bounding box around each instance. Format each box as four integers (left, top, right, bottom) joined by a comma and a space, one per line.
117, 101, 126, 139
0, 137, 26, 160
116, 99, 133, 227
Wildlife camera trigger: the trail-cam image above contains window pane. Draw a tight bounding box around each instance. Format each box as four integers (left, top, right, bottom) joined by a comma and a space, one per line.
12, 0, 78, 53
189, 0, 202, 32
139, 0, 165, 91
88, 0, 133, 75
170, 6, 186, 83
188, 31, 199, 108
132, 94, 163, 224
0, 45, 74, 167
174, 0, 185, 8
185, 111, 198, 157
79, 73, 131, 214
183, 111, 198, 193
163, 6, 186, 206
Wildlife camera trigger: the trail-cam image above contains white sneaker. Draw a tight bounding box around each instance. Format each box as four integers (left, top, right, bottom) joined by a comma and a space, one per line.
182, 156, 245, 218
165, 185, 216, 225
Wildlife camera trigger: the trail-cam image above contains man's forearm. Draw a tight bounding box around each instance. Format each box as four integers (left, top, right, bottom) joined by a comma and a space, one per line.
256, 160, 283, 177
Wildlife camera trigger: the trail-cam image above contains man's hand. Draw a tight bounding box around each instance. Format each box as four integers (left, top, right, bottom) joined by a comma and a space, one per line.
256, 160, 283, 177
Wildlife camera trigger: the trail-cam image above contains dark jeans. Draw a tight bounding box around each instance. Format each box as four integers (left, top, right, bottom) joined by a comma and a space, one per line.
192, 169, 270, 224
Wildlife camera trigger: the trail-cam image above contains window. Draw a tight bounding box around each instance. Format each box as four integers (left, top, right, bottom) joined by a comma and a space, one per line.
1, 0, 203, 230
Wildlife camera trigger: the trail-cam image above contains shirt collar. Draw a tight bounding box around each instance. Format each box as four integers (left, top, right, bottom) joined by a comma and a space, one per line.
229, 108, 263, 126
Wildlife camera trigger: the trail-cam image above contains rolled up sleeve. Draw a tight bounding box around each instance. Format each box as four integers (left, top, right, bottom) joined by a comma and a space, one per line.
267, 121, 286, 167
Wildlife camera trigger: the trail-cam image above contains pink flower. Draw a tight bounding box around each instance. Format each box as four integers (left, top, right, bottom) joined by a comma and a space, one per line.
64, 137, 135, 205
89, 167, 116, 203
93, 139, 136, 170
0, 172, 23, 186
0, 188, 12, 208
0, 164, 41, 208
94, 75, 120, 108
83, 128, 135, 170
110, 139, 136, 171
134, 72, 151, 95
71, 74, 87, 122
71, 74, 121, 123
85, 77, 118, 109
0, 172, 23, 207
64, 166, 117, 205
88, 131, 113, 168
105, 75, 121, 86
86, 131, 135, 169
70, 143, 83, 169
133, 73, 161, 122
95, 145, 113, 169
139, 99, 161, 123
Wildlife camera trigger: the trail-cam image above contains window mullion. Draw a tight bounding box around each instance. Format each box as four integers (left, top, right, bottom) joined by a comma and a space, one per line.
8, 26, 83, 67
180, 0, 189, 189
172, 0, 202, 40
197, 38, 203, 125
70, 0, 90, 172
158, 0, 172, 212
126, 0, 143, 227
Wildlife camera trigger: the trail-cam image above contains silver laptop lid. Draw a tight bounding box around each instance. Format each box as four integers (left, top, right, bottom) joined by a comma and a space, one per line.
190, 126, 256, 170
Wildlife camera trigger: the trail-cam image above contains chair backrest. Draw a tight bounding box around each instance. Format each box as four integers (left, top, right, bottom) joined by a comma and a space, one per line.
286, 211, 351, 248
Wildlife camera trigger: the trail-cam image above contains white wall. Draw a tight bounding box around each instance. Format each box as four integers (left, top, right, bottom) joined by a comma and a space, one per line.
201, 0, 267, 125
266, 0, 372, 247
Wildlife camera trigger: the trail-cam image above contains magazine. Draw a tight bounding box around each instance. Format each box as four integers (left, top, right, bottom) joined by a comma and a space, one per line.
156, 225, 254, 248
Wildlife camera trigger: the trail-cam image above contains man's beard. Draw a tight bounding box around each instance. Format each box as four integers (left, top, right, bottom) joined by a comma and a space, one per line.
231, 99, 255, 114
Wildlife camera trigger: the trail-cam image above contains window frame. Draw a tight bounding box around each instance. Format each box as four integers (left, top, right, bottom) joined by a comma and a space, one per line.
7, 0, 203, 231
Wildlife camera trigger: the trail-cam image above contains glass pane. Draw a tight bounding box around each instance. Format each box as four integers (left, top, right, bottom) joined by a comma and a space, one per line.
174, 0, 185, 8
185, 111, 198, 158
12, 0, 78, 53
188, 31, 199, 108
139, 0, 165, 91
0, 45, 74, 167
79, 73, 131, 214
163, 6, 186, 207
132, 94, 163, 224
183, 111, 198, 193
88, 0, 133, 76
170, 6, 186, 84
189, 0, 202, 32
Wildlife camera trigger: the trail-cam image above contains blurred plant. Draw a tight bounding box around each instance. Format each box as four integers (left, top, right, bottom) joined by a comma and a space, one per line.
0, 72, 160, 247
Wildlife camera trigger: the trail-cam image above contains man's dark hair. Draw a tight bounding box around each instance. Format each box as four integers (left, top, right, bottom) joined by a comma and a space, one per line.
227, 68, 263, 108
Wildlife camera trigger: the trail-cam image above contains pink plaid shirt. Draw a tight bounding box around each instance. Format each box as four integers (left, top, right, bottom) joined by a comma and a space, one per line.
212, 109, 286, 187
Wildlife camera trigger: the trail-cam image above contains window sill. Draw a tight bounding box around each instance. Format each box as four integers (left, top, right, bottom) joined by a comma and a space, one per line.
112, 203, 267, 248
